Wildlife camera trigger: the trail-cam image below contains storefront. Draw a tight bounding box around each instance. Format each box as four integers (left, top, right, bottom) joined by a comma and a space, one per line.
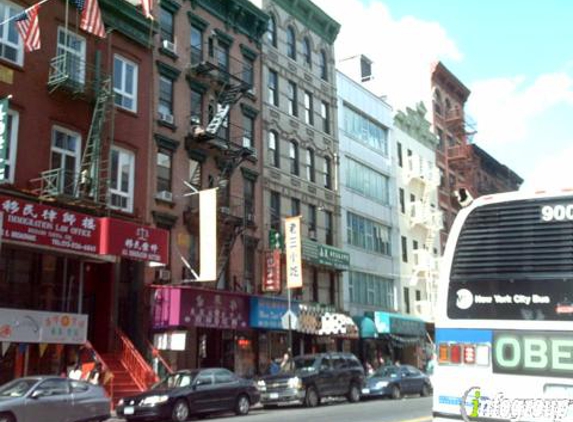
152, 286, 255, 377
0, 194, 169, 383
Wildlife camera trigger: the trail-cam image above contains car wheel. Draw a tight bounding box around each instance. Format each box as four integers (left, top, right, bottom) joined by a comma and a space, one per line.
305, 386, 320, 408
347, 383, 360, 403
171, 399, 190, 422
421, 383, 431, 397
390, 385, 401, 400
0, 413, 14, 422
235, 394, 250, 416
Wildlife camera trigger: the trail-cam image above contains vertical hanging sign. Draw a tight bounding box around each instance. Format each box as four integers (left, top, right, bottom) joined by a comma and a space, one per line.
284, 216, 302, 289
198, 188, 217, 281
0, 98, 9, 181
263, 249, 281, 292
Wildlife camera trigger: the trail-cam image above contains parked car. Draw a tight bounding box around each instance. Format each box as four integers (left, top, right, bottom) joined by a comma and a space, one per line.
0, 376, 111, 422
257, 352, 365, 408
362, 365, 432, 399
116, 368, 260, 422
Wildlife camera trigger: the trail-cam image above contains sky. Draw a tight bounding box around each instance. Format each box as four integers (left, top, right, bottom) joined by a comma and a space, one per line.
312, 0, 573, 191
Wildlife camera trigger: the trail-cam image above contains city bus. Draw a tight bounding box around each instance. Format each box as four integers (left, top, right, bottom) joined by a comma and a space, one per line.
433, 189, 573, 422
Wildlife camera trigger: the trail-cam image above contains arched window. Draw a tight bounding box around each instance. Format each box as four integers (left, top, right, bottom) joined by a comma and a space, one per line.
286, 26, 296, 60
302, 37, 311, 68
319, 50, 328, 81
433, 88, 442, 115
267, 14, 277, 47
268, 130, 279, 168
289, 140, 299, 175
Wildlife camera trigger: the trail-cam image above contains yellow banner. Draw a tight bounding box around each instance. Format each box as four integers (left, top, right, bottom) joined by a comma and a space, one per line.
284, 216, 303, 289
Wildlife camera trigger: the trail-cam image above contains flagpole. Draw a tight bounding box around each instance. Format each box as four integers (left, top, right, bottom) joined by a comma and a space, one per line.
0, 0, 52, 27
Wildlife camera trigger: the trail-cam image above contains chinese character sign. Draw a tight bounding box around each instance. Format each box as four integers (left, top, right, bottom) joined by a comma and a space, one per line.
263, 249, 281, 292
0, 98, 9, 181
284, 216, 302, 289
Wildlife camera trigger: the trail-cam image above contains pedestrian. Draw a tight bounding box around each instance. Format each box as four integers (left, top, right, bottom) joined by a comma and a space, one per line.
68, 363, 82, 380
88, 362, 102, 385
426, 353, 436, 375
280, 350, 294, 372
269, 358, 280, 375
377, 355, 386, 368
364, 361, 374, 375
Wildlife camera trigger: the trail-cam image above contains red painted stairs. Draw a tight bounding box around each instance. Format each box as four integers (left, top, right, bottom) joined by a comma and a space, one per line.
100, 352, 143, 402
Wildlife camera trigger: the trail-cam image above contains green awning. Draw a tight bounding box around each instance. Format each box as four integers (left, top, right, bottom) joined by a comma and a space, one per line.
353, 316, 377, 339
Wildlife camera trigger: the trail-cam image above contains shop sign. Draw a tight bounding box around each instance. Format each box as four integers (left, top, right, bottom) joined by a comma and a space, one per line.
263, 249, 281, 292
301, 239, 350, 270
179, 288, 249, 330
249, 296, 299, 330
0, 98, 9, 180
284, 216, 302, 288
100, 217, 169, 264
374, 312, 425, 336
0, 196, 99, 254
0, 308, 88, 344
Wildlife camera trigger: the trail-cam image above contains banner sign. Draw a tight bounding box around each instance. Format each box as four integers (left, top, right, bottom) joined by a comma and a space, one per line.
0, 196, 100, 254
263, 249, 281, 292
284, 216, 302, 289
100, 217, 169, 264
301, 239, 350, 270
0, 308, 88, 344
250, 296, 299, 330
0, 98, 8, 180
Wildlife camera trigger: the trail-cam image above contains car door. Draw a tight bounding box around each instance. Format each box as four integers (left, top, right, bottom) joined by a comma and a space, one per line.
24, 378, 71, 422
399, 366, 417, 394
316, 357, 336, 397
407, 367, 425, 394
331, 356, 349, 396
190, 370, 216, 414
213, 368, 240, 411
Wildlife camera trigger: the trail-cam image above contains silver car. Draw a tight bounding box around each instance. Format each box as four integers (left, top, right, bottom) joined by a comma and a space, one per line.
0, 376, 110, 422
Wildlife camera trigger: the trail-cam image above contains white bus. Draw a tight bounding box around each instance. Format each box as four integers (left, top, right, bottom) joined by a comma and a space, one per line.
433, 190, 573, 422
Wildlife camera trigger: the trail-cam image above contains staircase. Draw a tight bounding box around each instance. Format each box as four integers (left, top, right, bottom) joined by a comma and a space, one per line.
100, 352, 143, 402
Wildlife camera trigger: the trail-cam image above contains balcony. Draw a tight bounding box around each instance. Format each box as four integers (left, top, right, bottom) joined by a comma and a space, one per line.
47, 54, 108, 99
31, 169, 78, 200
412, 250, 440, 278
447, 143, 470, 162
404, 156, 440, 187
408, 201, 443, 231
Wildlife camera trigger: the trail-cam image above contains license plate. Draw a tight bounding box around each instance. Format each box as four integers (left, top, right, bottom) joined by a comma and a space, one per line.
362, 388, 370, 394
269, 392, 279, 399
124, 406, 135, 415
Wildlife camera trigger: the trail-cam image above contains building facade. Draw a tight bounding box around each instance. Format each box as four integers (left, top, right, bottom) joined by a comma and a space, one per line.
0, 0, 166, 398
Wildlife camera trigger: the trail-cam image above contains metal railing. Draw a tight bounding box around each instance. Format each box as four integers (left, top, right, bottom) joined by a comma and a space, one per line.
113, 327, 158, 390
31, 168, 79, 199
48, 54, 107, 98
405, 156, 440, 186
188, 43, 252, 89
85, 340, 114, 400
145, 339, 174, 381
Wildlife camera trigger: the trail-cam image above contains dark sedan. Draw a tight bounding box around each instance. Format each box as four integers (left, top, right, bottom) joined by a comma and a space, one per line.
361, 365, 432, 399
116, 368, 260, 422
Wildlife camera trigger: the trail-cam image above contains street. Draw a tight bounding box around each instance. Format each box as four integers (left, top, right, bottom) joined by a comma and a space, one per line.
107, 396, 432, 422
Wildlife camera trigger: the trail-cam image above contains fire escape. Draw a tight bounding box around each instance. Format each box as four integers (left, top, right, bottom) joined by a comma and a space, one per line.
33, 50, 112, 206
405, 155, 442, 321
185, 37, 256, 289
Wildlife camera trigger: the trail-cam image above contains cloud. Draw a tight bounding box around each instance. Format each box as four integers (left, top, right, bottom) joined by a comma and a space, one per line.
313, 0, 462, 109
468, 72, 573, 145
523, 144, 573, 191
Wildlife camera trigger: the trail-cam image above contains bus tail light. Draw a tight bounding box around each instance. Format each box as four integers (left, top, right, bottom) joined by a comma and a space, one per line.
450, 344, 462, 363
438, 342, 490, 366
463, 345, 475, 363
438, 343, 449, 363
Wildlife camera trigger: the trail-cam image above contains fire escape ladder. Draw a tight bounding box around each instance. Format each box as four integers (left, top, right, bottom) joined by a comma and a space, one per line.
75, 77, 112, 204
197, 83, 247, 143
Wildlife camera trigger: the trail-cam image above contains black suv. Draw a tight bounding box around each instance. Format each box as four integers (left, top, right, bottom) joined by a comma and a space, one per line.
257, 353, 365, 408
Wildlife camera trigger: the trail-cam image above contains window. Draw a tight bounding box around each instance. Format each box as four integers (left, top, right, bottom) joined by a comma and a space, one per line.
114, 55, 138, 112
323, 155, 332, 189
302, 37, 311, 68
216, 40, 229, 72
360, 56, 372, 82
214, 369, 235, 384
268, 130, 279, 168
51, 126, 81, 196
347, 212, 391, 255
399, 188, 405, 214
268, 69, 278, 106
109, 146, 135, 212
243, 56, 254, 86
270, 191, 281, 231
343, 105, 388, 155
0, 109, 18, 183
312, 268, 318, 302
413, 240, 419, 251
291, 197, 300, 216
289, 141, 299, 176
349, 271, 394, 309
346, 158, 389, 203
401, 236, 408, 262
329, 273, 336, 305
416, 289, 422, 301
158, 76, 174, 118
324, 210, 333, 245
57, 27, 86, 85
190, 25, 203, 64
190, 89, 203, 125
244, 177, 255, 222
306, 148, 315, 182
267, 14, 277, 47
36, 379, 68, 396
242, 114, 254, 148
0, 2, 23, 65
397, 142, 403, 167
404, 287, 410, 313
286, 26, 296, 60
287, 81, 298, 116
319, 50, 327, 81
308, 204, 317, 233
159, 7, 174, 43
320, 101, 330, 134
156, 149, 172, 194
303, 91, 313, 125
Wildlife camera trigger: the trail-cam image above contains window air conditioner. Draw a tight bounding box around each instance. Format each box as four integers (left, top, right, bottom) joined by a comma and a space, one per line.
156, 190, 173, 202
308, 228, 317, 240
158, 269, 171, 281
162, 39, 177, 54
158, 112, 174, 124
246, 213, 255, 223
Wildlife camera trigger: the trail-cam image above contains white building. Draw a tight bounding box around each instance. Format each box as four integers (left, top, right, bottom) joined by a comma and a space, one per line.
393, 103, 442, 322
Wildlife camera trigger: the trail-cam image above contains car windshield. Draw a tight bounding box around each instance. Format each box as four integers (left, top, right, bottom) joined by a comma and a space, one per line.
0, 379, 39, 397
291, 357, 317, 372
374, 366, 399, 378
154, 372, 197, 390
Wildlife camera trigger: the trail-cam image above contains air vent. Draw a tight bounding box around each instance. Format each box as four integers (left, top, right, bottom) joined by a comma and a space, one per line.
451, 197, 573, 280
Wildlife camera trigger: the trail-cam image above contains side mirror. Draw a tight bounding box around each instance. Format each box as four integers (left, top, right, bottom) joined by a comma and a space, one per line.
31, 390, 44, 399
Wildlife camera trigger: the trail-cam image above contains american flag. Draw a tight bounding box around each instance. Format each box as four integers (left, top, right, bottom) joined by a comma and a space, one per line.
140, 0, 153, 20
15, 4, 41, 52
72, 0, 106, 38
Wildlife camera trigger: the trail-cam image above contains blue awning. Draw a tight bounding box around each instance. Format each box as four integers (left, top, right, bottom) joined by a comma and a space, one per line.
353, 316, 377, 339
